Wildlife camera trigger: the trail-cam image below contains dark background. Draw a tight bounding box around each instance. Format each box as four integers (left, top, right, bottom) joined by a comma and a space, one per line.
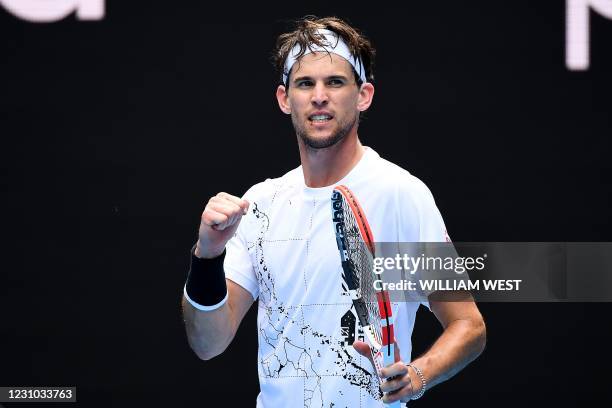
1, 1, 611, 407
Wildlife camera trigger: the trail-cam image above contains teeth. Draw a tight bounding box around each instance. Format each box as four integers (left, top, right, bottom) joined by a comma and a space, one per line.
310, 114, 331, 121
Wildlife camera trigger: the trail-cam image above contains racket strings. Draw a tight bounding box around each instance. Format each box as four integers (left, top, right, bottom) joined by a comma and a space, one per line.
340, 197, 384, 349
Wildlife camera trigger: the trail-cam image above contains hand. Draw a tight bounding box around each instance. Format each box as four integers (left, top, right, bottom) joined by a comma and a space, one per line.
196, 192, 249, 259
353, 340, 421, 403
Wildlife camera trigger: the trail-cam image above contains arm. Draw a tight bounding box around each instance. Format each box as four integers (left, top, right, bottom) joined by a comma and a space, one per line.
409, 291, 486, 390
355, 290, 486, 403
181, 192, 254, 360
182, 279, 254, 360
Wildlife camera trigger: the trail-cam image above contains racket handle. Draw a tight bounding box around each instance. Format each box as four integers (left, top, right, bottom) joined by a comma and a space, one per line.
382, 342, 395, 367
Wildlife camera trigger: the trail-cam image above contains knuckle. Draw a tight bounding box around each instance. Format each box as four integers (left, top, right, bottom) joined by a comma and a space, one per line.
201, 215, 214, 226
203, 206, 217, 216
218, 192, 232, 201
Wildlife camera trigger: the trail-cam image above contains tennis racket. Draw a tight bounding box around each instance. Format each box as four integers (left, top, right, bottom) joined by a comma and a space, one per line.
331, 185, 400, 407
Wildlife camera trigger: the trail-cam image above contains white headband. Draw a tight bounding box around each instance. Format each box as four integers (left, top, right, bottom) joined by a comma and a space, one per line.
282, 29, 367, 85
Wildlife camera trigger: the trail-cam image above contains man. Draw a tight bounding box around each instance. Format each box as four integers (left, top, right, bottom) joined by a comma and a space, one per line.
182, 16, 486, 407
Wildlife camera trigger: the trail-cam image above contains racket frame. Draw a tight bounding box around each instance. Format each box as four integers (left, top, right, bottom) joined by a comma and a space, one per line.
332, 185, 400, 406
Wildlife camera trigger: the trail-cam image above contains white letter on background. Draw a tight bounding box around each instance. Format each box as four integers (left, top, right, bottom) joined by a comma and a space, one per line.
567, 0, 612, 70
0, 0, 104, 23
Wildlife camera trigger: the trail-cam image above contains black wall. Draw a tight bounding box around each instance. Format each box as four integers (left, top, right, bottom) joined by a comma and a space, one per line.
1, 1, 611, 407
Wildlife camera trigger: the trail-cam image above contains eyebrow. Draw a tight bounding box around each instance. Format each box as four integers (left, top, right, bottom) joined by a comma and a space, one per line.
292, 74, 350, 83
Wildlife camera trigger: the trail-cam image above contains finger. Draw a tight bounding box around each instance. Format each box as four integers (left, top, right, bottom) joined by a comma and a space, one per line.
394, 341, 401, 363
206, 207, 238, 229
380, 371, 410, 393
352, 341, 376, 371
382, 386, 410, 404
241, 199, 250, 214
353, 341, 375, 365
380, 361, 408, 380
207, 201, 243, 225
217, 192, 250, 214
352, 341, 371, 358
201, 209, 229, 228
209, 196, 248, 224
208, 198, 247, 226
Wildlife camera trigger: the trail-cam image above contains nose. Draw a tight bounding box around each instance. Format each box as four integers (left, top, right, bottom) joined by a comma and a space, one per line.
311, 81, 328, 106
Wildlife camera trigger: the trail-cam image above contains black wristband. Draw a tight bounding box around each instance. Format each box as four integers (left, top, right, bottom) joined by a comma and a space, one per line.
184, 245, 228, 310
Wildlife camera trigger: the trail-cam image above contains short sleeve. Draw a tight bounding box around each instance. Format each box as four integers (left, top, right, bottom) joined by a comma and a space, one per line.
401, 177, 452, 310
223, 185, 266, 301
224, 228, 259, 300
413, 180, 450, 243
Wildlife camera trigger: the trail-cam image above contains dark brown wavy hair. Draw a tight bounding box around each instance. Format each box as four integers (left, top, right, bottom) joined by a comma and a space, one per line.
272, 16, 376, 88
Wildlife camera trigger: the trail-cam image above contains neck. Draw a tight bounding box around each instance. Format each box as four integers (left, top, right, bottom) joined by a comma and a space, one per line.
298, 131, 365, 188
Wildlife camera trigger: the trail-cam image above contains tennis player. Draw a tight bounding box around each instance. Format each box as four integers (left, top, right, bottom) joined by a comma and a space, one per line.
182, 16, 486, 407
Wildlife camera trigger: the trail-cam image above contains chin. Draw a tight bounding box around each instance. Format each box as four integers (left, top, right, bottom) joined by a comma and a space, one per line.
293, 114, 356, 150
300, 132, 345, 149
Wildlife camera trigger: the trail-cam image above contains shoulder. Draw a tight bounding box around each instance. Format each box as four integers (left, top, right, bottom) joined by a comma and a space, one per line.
241, 166, 303, 205
368, 150, 437, 205
370, 151, 445, 230
234, 167, 303, 242
371, 151, 449, 241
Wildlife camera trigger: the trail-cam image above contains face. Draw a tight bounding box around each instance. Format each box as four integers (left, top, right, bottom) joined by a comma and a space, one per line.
276, 52, 374, 150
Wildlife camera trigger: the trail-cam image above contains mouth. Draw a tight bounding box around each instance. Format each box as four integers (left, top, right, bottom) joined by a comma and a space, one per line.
308, 113, 334, 124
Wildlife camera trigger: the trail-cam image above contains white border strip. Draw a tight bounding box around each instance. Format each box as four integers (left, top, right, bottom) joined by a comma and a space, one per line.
183, 284, 228, 311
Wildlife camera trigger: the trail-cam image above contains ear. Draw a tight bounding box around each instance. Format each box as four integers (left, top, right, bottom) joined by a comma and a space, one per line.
276, 85, 291, 115
357, 82, 375, 112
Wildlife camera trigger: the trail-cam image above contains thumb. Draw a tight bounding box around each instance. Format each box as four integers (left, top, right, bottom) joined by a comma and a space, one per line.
353, 340, 371, 358
240, 199, 250, 214
394, 340, 401, 363
353, 340, 376, 370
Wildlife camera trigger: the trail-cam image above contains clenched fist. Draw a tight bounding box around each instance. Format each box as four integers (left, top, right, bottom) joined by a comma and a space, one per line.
195, 192, 249, 259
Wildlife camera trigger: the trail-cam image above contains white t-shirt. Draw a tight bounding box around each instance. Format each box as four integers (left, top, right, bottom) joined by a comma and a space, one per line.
224, 147, 449, 408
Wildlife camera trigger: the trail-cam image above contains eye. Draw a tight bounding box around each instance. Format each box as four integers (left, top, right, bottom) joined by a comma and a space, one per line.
328, 79, 345, 87
296, 80, 314, 88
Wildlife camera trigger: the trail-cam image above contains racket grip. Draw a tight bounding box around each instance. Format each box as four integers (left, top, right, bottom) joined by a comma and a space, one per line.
382, 342, 395, 367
